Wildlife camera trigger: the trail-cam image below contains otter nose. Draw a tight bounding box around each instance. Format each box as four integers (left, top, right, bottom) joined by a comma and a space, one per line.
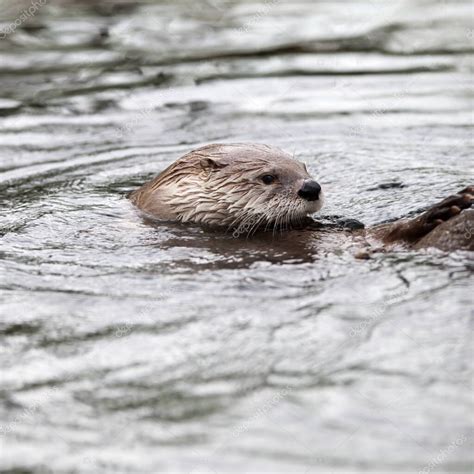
298, 180, 321, 201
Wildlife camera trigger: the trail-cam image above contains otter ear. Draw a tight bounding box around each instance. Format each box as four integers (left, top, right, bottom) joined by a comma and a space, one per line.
200, 157, 228, 172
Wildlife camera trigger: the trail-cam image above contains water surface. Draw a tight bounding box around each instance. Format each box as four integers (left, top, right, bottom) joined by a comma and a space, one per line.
0, 1, 473, 472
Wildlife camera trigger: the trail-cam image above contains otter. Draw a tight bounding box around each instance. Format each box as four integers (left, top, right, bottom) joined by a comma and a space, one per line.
129, 143, 473, 251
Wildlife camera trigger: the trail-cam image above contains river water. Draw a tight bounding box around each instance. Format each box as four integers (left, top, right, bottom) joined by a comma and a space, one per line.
0, 0, 473, 472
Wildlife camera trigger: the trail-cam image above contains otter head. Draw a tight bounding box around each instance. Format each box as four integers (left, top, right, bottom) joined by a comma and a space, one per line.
195, 144, 324, 232
130, 143, 324, 233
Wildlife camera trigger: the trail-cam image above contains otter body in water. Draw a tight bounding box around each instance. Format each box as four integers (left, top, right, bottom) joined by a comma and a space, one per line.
130, 144, 473, 251
130, 143, 323, 230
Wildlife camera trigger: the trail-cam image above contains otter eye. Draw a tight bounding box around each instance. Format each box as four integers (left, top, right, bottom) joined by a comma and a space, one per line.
261, 174, 276, 185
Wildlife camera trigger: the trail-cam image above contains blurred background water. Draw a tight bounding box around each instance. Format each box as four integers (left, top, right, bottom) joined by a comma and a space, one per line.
0, 0, 473, 472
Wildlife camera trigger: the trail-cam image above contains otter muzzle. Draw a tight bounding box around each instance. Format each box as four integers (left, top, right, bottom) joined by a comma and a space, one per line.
298, 180, 321, 201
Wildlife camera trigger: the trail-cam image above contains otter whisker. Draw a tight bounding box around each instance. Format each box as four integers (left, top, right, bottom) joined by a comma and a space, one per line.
284, 205, 291, 232
247, 212, 268, 238
228, 206, 263, 236
273, 208, 286, 237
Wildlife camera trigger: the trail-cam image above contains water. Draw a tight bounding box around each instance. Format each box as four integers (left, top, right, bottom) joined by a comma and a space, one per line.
0, 0, 473, 472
